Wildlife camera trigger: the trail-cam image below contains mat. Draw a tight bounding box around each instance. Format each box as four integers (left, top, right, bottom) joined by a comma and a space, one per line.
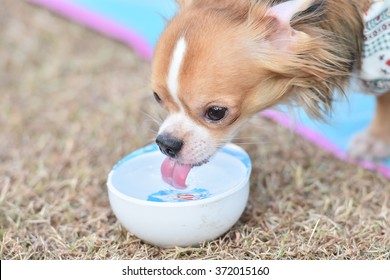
29, 0, 390, 178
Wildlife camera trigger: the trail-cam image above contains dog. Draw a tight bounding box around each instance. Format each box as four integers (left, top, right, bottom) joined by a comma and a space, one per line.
151, 0, 390, 187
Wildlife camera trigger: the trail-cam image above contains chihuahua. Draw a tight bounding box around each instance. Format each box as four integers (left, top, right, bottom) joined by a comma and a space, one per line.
151, 0, 390, 187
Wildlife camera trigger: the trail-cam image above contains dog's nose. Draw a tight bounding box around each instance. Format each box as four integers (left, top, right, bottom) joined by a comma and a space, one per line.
156, 134, 184, 158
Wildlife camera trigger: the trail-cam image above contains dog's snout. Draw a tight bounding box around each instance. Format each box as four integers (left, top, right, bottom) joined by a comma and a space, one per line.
156, 134, 184, 158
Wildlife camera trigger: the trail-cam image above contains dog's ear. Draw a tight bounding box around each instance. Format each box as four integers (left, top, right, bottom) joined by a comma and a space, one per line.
176, 0, 194, 9
265, 0, 314, 50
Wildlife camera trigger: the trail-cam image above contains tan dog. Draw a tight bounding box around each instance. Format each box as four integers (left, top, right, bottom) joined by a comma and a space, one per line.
152, 0, 390, 183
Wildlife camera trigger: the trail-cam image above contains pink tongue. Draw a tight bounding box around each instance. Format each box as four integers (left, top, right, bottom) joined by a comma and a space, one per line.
161, 158, 192, 189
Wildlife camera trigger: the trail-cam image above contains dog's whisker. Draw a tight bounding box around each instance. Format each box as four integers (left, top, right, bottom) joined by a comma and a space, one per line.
233, 136, 267, 140
146, 126, 159, 134
141, 110, 163, 126
146, 136, 158, 144
232, 141, 271, 146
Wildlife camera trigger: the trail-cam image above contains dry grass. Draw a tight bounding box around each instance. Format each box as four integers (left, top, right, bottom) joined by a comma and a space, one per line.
0, 0, 389, 260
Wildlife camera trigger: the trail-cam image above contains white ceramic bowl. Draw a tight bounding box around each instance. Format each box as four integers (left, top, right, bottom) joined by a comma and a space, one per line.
107, 143, 251, 248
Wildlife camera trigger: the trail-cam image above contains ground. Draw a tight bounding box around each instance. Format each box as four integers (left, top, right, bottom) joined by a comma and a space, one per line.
0, 0, 389, 260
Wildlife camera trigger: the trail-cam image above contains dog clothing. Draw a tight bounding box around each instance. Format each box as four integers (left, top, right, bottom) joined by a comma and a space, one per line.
359, 0, 390, 95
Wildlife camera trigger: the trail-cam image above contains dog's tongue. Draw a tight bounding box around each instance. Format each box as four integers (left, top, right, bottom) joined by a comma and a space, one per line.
161, 158, 192, 189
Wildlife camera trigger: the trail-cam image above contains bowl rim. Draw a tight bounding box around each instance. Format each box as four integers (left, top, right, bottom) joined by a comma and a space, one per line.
107, 143, 251, 208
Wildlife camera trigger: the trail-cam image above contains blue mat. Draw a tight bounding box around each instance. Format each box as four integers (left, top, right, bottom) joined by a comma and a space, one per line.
29, 0, 390, 178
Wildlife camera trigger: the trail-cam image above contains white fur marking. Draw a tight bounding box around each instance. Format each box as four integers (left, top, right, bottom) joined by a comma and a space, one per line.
167, 37, 187, 105
158, 113, 214, 165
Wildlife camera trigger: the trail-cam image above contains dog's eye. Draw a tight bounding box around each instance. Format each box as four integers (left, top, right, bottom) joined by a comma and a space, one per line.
205, 106, 228, 122
153, 92, 162, 103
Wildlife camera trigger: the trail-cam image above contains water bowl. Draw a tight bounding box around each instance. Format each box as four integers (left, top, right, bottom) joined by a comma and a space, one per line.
107, 143, 251, 248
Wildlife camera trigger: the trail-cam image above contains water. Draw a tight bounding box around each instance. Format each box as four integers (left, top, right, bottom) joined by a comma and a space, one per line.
109, 145, 250, 202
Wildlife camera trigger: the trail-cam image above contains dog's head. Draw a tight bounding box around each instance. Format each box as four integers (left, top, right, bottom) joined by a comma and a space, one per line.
151, 0, 357, 166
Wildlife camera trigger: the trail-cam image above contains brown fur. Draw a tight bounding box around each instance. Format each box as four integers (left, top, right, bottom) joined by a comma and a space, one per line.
152, 0, 378, 165
369, 91, 390, 141
244, 0, 364, 118
153, 0, 367, 120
